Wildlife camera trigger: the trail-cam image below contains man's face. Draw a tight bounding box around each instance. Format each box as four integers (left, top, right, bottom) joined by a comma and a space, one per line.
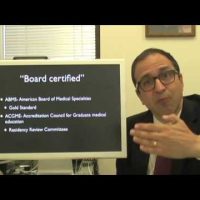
134, 53, 184, 120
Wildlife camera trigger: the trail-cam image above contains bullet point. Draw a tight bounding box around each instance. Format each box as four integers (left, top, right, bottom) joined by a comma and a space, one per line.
4, 128, 7, 132
0, 115, 3, 118
0, 98, 3, 101
4, 106, 7, 109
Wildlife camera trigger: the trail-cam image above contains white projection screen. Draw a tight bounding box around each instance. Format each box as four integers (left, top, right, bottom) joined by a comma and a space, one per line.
0, 59, 126, 160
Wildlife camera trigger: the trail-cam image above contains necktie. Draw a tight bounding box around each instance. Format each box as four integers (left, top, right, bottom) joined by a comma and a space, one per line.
154, 156, 172, 175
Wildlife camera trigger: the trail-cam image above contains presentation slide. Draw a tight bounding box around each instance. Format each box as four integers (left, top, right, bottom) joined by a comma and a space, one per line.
0, 60, 126, 159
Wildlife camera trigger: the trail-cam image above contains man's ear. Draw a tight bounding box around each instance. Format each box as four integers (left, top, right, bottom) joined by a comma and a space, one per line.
178, 73, 184, 88
179, 73, 183, 83
136, 89, 145, 105
136, 89, 140, 96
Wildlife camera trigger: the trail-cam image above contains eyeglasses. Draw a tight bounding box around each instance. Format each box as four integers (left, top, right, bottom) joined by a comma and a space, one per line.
136, 69, 179, 92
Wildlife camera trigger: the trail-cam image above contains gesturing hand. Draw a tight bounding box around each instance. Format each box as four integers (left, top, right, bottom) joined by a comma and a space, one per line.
130, 114, 200, 158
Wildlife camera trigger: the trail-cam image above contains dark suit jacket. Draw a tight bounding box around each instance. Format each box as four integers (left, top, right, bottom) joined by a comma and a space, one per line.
116, 94, 200, 175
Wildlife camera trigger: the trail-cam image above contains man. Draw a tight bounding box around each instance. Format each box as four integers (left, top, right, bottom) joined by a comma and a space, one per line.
116, 48, 200, 175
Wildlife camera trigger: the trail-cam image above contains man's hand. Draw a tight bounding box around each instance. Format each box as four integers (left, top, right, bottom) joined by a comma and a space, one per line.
131, 114, 200, 158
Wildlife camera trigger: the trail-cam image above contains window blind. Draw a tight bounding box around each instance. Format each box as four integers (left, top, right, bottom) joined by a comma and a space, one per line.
3, 25, 96, 60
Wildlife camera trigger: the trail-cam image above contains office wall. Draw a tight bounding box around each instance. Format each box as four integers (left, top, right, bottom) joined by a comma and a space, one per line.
98, 25, 200, 175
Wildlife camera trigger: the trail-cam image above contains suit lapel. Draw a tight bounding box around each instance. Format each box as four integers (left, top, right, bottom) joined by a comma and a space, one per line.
171, 97, 199, 174
137, 111, 153, 174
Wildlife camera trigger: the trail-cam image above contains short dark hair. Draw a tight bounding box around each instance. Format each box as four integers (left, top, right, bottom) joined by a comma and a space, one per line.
131, 48, 180, 86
